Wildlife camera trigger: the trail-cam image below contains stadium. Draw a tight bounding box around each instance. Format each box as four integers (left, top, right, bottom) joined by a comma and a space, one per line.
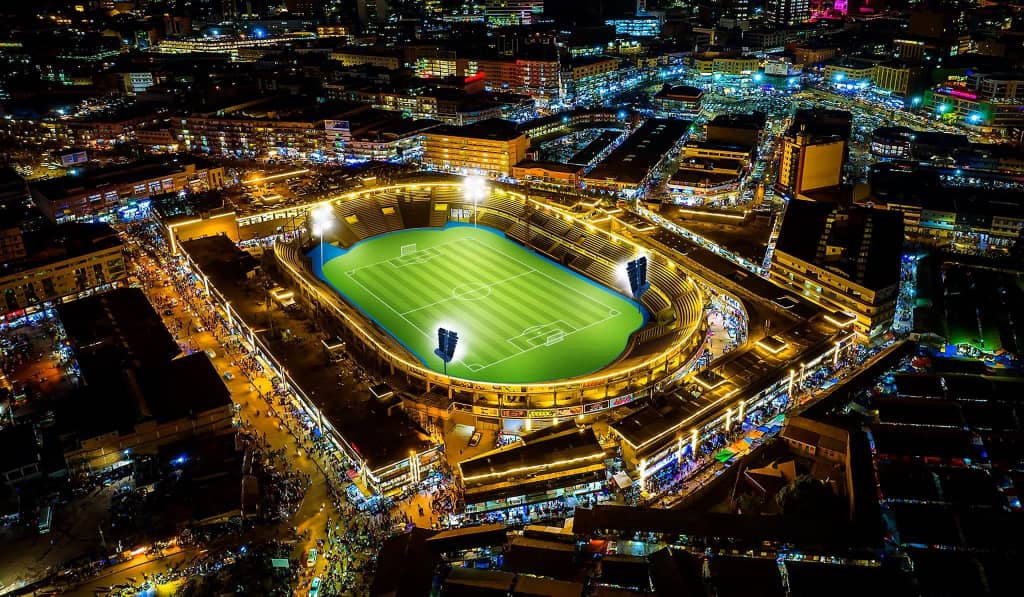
274, 180, 712, 419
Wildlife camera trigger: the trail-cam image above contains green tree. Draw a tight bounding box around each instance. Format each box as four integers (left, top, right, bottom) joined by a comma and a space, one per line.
775, 475, 839, 519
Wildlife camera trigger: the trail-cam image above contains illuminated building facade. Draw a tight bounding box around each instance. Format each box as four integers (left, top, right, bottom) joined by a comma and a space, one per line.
484, 0, 544, 26
0, 224, 126, 318
771, 202, 904, 337
422, 119, 529, 177
924, 72, 1024, 127
30, 159, 225, 223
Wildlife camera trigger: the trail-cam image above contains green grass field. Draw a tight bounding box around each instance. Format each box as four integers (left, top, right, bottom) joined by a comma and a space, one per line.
316, 225, 646, 383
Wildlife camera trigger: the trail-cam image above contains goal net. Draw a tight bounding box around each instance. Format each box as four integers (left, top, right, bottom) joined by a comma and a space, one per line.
400, 243, 417, 256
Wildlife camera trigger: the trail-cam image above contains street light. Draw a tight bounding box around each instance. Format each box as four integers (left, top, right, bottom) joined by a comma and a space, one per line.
463, 175, 487, 228
311, 204, 332, 271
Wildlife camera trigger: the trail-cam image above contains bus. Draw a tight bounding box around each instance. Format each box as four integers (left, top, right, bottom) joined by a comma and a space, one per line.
38, 506, 52, 534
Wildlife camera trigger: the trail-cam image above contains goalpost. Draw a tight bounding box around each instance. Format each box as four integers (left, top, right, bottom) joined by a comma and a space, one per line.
400, 243, 417, 257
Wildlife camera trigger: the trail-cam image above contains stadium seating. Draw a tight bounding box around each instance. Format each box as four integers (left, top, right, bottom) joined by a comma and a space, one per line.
299, 184, 706, 369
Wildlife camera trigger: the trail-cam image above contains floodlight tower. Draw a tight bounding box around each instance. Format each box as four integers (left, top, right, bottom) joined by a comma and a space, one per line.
311, 204, 333, 271
463, 175, 487, 228
435, 327, 459, 375
626, 256, 650, 301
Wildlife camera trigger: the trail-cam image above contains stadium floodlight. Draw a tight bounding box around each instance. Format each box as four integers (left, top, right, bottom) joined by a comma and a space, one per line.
312, 204, 333, 270
463, 175, 487, 228
626, 256, 650, 300
434, 327, 459, 375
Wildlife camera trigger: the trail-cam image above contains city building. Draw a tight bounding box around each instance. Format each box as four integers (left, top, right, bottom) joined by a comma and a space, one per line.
511, 160, 584, 190
925, 72, 1024, 128
177, 98, 371, 161
364, 85, 509, 126
779, 132, 846, 198
357, 0, 391, 27
330, 48, 403, 70
872, 63, 918, 96
824, 62, 876, 86
692, 53, 759, 76
484, 0, 544, 26
606, 16, 663, 38
770, 202, 904, 337
790, 43, 838, 67
29, 157, 225, 223
667, 156, 746, 201
867, 162, 1024, 253
458, 425, 608, 519
345, 116, 440, 164
681, 139, 755, 164
765, 0, 810, 28
565, 56, 620, 101
0, 223, 126, 319
778, 110, 852, 199
0, 224, 26, 264
706, 112, 766, 148
584, 118, 690, 197
422, 118, 529, 177
0, 425, 43, 485
824, 59, 919, 97
56, 288, 234, 472
153, 33, 316, 60
653, 85, 704, 117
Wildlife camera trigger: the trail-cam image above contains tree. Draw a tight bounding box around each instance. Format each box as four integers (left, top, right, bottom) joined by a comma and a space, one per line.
775, 474, 840, 519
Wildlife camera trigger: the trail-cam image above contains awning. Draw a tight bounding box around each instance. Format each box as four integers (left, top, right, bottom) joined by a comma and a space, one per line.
613, 471, 633, 489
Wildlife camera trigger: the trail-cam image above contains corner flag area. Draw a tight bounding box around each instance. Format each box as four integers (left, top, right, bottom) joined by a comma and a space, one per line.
314, 225, 646, 383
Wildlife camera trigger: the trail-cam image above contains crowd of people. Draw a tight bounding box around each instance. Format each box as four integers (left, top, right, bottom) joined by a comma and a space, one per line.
129, 219, 438, 594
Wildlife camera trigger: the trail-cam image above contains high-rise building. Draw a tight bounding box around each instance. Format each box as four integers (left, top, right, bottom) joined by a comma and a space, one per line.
727, 0, 751, 21
765, 0, 809, 28
771, 202, 904, 337
484, 0, 544, 26
357, 0, 391, 27
285, 0, 325, 16
778, 109, 851, 197
422, 119, 529, 177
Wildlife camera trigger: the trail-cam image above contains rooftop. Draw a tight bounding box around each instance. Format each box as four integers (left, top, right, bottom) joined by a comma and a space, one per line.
655, 85, 703, 99
683, 139, 755, 155
513, 160, 585, 174
788, 108, 852, 140
708, 111, 767, 130
459, 425, 604, 485
58, 352, 231, 442
57, 287, 179, 373
427, 118, 524, 142
30, 156, 217, 201
775, 202, 904, 292
0, 424, 40, 473
0, 222, 122, 278
586, 118, 690, 185
179, 235, 430, 471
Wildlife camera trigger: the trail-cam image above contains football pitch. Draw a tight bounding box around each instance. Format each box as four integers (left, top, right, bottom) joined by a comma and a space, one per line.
314, 225, 646, 383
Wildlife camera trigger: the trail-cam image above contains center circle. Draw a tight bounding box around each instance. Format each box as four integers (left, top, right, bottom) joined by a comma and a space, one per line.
452, 282, 491, 301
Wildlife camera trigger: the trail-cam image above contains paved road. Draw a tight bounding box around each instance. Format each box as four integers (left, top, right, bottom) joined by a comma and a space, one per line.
52, 233, 342, 595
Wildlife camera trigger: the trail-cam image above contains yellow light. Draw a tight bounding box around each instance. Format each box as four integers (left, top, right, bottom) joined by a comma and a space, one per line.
672, 208, 747, 220
755, 337, 788, 354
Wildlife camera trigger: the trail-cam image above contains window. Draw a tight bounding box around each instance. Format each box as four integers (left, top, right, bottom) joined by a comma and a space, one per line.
4, 288, 18, 312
